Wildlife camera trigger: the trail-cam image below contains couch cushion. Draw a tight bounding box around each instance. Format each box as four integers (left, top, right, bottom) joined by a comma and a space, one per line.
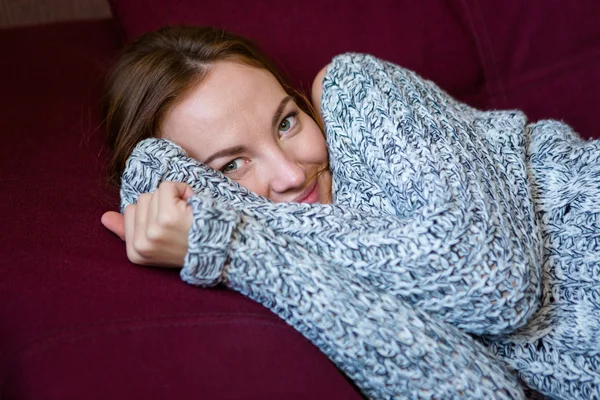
0, 19, 362, 400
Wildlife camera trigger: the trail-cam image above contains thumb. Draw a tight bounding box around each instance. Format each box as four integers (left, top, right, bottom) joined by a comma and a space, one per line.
101, 211, 126, 241
181, 183, 195, 201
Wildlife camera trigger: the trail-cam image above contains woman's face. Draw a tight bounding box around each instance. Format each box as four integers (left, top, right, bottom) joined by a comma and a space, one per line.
161, 61, 331, 204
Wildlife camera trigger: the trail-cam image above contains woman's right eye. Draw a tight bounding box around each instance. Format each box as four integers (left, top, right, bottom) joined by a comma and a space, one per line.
220, 158, 244, 174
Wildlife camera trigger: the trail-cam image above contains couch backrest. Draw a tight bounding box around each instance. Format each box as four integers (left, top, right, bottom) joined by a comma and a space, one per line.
108, 0, 600, 139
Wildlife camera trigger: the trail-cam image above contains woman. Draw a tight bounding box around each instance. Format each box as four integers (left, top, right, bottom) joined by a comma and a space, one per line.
101, 26, 600, 399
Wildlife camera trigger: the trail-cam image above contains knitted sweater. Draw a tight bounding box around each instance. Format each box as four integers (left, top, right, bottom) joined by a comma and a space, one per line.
120, 53, 600, 399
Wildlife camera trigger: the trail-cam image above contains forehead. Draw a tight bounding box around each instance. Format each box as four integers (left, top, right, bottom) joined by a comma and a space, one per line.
160, 61, 287, 159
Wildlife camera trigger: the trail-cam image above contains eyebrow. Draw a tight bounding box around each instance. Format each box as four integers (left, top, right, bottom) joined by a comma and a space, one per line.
203, 145, 246, 165
203, 96, 294, 166
272, 96, 294, 129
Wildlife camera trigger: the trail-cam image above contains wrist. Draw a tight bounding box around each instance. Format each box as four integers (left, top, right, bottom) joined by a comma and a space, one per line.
180, 195, 241, 287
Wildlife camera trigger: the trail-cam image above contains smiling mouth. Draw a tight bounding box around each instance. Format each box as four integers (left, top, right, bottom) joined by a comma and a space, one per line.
293, 178, 319, 203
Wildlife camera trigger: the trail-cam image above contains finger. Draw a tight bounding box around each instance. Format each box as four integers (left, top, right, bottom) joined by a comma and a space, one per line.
132, 194, 154, 262
181, 183, 195, 201
134, 193, 151, 242
101, 211, 125, 240
147, 186, 161, 239
123, 203, 141, 263
164, 181, 195, 201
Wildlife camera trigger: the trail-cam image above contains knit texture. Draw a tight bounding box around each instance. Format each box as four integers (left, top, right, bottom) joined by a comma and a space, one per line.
120, 53, 600, 399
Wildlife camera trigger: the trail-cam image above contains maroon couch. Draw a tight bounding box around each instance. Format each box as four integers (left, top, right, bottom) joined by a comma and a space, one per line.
2, 1, 600, 398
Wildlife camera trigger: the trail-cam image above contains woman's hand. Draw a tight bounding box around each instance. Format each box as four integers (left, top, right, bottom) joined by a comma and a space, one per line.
101, 182, 195, 268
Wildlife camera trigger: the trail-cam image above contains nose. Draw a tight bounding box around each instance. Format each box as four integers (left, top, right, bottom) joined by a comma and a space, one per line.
267, 149, 306, 195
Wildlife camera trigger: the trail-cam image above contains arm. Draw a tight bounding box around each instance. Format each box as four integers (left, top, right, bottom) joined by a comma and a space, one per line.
119, 137, 532, 398
145, 54, 541, 336
121, 123, 541, 340
184, 191, 526, 400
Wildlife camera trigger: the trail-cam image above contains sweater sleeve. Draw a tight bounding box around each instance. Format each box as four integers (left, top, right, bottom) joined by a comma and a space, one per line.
188, 192, 528, 400
120, 138, 530, 399
123, 152, 522, 399
120, 130, 540, 337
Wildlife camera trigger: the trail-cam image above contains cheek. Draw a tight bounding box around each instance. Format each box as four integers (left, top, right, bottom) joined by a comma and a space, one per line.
235, 169, 270, 198
300, 121, 328, 164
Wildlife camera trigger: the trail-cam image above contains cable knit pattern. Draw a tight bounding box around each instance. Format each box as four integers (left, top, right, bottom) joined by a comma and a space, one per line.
119, 53, 600, 399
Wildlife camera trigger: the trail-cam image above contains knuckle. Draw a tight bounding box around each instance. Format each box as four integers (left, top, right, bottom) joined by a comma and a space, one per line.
133, 237, 153, 258
145, 225, 162, 241
126, 245, 144, 265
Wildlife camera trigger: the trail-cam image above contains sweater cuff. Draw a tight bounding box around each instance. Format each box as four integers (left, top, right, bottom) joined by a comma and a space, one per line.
180, 195, 241, 287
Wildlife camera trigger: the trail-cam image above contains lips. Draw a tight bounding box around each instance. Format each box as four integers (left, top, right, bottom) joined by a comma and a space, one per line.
293, 178, 319, 203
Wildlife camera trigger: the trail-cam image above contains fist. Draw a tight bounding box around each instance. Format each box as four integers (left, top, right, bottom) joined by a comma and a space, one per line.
101, 182, 195, 267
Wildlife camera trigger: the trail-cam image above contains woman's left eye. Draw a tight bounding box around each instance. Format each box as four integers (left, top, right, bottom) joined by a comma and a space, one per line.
279, 112, 298, 134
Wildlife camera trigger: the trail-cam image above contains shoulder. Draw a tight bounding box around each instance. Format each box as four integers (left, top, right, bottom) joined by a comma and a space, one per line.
310, 53, 375, 111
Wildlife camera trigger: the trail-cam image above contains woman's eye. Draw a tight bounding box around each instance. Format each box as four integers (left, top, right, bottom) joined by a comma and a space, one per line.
279, 112, 298, 134
220, 158, 244, 174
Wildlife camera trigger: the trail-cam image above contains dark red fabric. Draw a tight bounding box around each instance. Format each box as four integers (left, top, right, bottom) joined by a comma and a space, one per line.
455, 0, 600, 138
0, 20, 362, 400
109, 0, 600, 139
108, 0, 486, 106
3, 1, 600, 398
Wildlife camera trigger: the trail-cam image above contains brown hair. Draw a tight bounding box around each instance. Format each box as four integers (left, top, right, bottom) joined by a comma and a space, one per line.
102, 25, 322, 189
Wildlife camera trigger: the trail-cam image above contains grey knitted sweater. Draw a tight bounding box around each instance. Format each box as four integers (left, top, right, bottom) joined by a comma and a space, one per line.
120, 54, 600, 399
